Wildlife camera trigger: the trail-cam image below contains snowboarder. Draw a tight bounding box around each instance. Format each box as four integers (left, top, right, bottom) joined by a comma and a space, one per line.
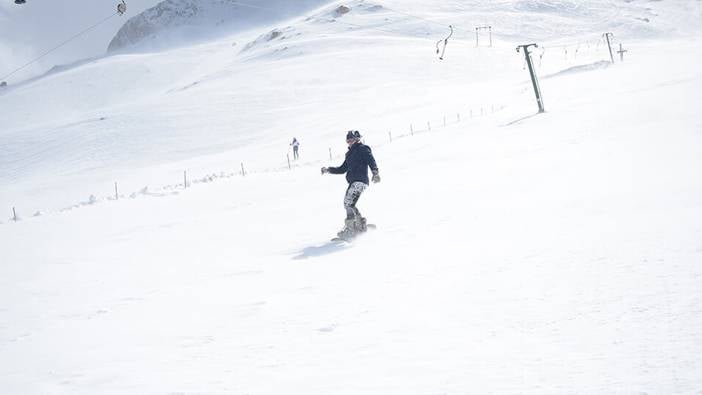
290, 137, 300, 160
321, 130, 380, 239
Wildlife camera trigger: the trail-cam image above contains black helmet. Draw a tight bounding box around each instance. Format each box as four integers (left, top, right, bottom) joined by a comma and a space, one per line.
346, 130, 361, 140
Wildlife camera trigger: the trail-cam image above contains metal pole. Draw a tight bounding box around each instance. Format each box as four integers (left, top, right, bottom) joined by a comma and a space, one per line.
12, 207, 17, 222
604, 33, 615, 64
475, 27, 479, 47
517, 44, 545, 113
115, 182, 118, 200
489, 26, 492, 47
617, 43, 627, 62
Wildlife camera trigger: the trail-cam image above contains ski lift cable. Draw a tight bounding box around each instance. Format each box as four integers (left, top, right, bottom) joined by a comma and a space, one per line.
1, 11, 121, 81
379, 6, 471, 35
544, 35, 607, 50
327, 16, 443, 41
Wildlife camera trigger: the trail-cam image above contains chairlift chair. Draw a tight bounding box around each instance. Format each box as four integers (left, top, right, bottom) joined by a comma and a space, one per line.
117, 1, 127, 15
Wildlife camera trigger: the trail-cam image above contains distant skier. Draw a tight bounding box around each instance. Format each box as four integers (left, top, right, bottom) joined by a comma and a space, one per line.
321, 130, 380, 239
291, 137, 300, 160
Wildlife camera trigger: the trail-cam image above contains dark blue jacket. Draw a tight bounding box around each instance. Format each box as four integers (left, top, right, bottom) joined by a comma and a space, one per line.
328, 142, 378, 184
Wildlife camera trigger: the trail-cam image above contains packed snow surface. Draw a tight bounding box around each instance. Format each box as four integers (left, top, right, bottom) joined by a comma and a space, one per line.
1, 0, 701, 394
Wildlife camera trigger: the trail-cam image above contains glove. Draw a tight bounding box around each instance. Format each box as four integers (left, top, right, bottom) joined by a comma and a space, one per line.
371, 170, 380, 183
321, 167, 329, 175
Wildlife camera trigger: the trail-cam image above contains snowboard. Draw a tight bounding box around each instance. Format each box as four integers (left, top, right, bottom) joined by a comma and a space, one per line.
331, 224, 376, 242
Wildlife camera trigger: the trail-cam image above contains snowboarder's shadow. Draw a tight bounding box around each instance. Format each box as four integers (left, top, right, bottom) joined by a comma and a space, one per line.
292, 241, 349, 260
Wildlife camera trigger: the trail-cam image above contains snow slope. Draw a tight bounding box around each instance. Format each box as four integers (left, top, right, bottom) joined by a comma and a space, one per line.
1, 0, 701, 393
4, 0, 697, 213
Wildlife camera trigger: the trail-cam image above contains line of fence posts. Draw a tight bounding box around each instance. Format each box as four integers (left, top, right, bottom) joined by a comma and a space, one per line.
9, 36, 633, 221
5, 35, 630, 223
5, 103, 511, 223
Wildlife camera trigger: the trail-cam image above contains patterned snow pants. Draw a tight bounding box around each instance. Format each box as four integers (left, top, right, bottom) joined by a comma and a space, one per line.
344, 181, 368, 220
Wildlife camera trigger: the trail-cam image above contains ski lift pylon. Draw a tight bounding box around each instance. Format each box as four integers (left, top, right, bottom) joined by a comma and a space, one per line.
435, 25, 453, 60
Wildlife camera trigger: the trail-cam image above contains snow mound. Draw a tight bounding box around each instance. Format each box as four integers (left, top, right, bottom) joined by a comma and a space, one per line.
306, 1, 384, 22
240, 1, 388, 58
107, 0, 333, 52
241, 26, 299, 53
543, 60, 611, 79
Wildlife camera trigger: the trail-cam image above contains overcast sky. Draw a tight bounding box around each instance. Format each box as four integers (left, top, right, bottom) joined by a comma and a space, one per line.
0, 0, 162, 82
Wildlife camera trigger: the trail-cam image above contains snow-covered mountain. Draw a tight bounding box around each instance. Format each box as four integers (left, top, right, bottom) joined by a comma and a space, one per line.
1, 1, 701, 393
107, 0, 333, 52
